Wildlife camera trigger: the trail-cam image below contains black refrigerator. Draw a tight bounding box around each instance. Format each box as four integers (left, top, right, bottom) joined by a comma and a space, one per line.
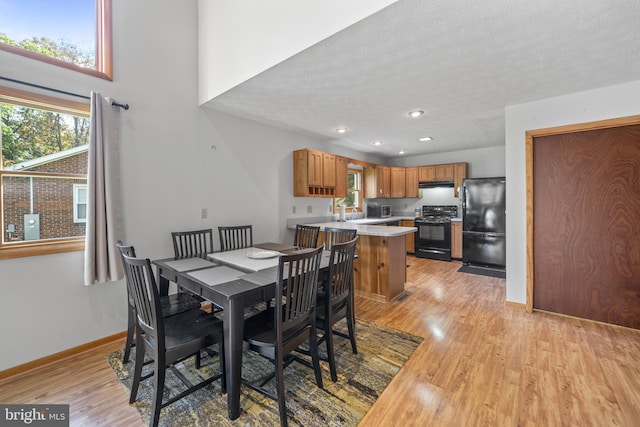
462, 177, 506, 269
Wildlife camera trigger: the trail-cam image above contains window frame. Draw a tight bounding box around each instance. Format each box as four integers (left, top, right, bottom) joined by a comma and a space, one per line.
334, 168, 363, 213
73, 184, 88, 223
0, 0, 113, 81
0, 85, 89, 260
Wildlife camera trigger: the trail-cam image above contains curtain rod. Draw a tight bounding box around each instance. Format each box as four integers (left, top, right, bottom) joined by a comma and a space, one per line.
0, 76, 129, 110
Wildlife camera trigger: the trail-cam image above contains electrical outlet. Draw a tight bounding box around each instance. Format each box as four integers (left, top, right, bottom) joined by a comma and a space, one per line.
329, 204, 333, 212
200, 208, 208, 219
307, 205, 312, 214
292, 206, 296, 214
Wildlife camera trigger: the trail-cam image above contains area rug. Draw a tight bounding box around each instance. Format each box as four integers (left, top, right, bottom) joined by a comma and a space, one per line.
106, 318, 422, 427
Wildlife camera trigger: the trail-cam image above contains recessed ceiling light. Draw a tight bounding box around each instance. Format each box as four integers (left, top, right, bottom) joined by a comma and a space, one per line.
399, 150, 406, 155
418, 136, 433, 142
408, 110, 424, 118
372, 140, 383, 146
336, 126, 347, 133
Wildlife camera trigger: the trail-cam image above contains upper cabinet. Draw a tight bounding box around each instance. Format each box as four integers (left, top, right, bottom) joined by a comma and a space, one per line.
293, 148, 468, 199
453, 162, 468, 198
390, 167, 406, 198
436, 163, 454, 181
364, 165, 390, 198
293, 149, 337, 197
418, 165, 435, 182
405, 167, 419, 198
334, 155, 348, 198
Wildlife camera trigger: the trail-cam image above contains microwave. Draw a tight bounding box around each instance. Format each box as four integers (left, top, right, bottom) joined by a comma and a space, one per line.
367, 204, 392, 218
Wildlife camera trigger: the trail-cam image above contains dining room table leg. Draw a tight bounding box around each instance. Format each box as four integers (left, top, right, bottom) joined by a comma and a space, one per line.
223, 297, 245, 420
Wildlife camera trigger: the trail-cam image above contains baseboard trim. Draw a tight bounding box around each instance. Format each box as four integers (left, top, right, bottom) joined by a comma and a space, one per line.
0, 331, 126, 382
505, 301, 527, 311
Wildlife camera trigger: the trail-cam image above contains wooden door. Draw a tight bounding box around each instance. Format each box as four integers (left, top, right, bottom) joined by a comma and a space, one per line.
533, 124, 640, 328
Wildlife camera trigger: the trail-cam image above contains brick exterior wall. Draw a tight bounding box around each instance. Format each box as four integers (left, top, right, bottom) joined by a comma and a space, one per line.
3, 151, 87, 242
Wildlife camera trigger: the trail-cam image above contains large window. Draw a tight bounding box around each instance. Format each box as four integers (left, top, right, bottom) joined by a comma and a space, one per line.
335, 169, 363, 212
0, 0, 112, 80
0, 86, 89, 259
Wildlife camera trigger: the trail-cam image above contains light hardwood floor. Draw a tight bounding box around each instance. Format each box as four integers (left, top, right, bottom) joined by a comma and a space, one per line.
2, 256, 639, 426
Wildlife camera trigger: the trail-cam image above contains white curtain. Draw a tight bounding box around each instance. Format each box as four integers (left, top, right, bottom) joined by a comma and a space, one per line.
84, 91, 124, 286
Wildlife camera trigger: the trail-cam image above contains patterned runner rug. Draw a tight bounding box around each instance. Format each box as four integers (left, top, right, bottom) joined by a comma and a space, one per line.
105, 318, 422, 426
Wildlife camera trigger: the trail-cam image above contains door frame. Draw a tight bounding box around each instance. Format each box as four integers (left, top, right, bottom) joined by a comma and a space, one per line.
525, 114, 640, 312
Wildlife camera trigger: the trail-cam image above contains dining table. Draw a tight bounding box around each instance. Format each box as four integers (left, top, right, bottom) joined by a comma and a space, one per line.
152, 242, 330, 420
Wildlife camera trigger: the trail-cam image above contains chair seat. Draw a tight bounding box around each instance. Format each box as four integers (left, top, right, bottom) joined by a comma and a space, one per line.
149, 309, 222, 353
243, 309, 310, 350
160, 293, 201, 317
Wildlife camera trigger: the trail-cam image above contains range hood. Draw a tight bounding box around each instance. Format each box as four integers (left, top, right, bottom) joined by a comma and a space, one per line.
419, 180, 455, 189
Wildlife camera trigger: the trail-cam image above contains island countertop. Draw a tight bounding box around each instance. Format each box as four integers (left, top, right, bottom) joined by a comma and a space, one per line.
288, 221, 416, 237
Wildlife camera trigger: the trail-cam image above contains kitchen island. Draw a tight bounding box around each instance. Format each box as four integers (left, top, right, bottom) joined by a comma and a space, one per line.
288, 220, 416, 302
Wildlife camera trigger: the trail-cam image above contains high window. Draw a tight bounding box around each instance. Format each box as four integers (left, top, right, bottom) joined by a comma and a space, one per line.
335, 169, 363, 212
0, 0, 112, 80
0, 86, 89, 259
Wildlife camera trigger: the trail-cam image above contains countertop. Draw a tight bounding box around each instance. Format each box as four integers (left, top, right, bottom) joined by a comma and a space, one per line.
288, 219, 416, 237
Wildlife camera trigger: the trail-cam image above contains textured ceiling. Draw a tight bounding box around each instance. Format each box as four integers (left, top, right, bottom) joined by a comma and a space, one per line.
203, 0, 640, 159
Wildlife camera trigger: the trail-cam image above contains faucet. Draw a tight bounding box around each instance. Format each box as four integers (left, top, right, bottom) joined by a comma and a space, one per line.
350, 208, 358, 220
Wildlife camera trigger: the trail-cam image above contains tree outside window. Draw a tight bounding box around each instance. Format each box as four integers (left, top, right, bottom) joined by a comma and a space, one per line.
0, 0, 112, 80
1, 86, 89, 258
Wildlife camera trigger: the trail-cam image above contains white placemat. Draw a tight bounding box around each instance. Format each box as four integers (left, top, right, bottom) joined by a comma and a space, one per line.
187, 266, 244, 286
164, 257, 217, 272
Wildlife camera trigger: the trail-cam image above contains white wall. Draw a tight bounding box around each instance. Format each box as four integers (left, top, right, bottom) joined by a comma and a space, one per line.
197, 0, 398, 103
505, 80, 640, 305
0, 0, 204, 371
0, 0, 391, 370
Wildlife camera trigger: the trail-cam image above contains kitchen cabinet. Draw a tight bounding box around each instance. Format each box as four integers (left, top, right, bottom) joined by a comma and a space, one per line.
293, 148, 336, 197
451, 221, 462, 259
436, 163, 454, 181
453, 162, 468, 197
322, 152, 336, 187
364, 165, 390, 198
405, 167, 419, 198
400, 219, 415, 253
390, 167, 406, 198
334, 155, 348, 198
418, 165, 436, 182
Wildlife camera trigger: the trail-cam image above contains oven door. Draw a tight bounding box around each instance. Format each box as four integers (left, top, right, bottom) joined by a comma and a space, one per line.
415, 220, 452, 261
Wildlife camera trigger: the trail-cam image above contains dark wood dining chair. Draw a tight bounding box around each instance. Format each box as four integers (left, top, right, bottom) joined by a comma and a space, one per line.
171, 228, 214, 258
218, 225, 253, 251
121, 252, 226, 427
242, 246, 324, 427
322, 227, 357, 251
293, 224, 321, 249
116, 241, 201, 364
316, 237, 358, 381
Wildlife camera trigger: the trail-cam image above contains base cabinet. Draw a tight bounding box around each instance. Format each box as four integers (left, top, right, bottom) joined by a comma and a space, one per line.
451, 221, 462, 259
399, 220, 415, 253
354, 234, 406, 302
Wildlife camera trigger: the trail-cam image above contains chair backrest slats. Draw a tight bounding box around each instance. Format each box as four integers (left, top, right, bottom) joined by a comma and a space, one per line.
327, 237, 358, 308
293, 224, 321, 249
121, 253, 165, 347
171, 229, 214, 258
323, 227, 357, 251
276, 247, 323, 336
218, 225, 253, 251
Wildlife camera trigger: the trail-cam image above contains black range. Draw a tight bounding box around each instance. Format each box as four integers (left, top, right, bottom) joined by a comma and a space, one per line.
414, 205, 458, 261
